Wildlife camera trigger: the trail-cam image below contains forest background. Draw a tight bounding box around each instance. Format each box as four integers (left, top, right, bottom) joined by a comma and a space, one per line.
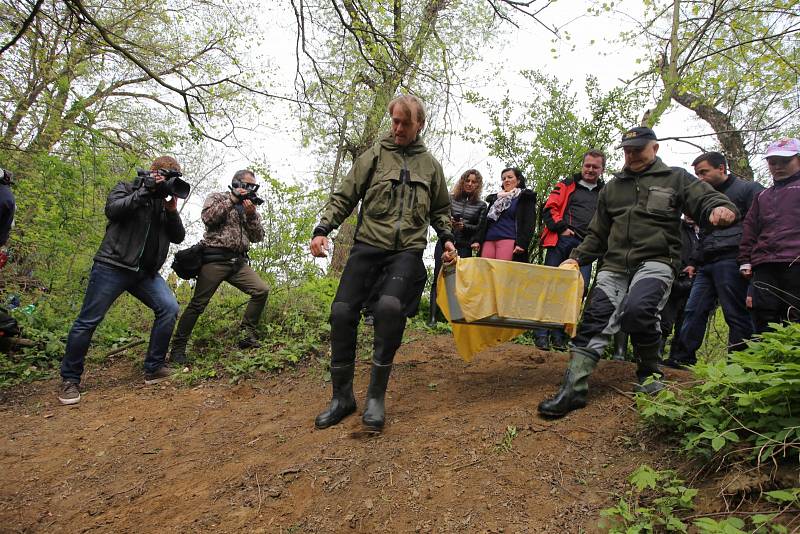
0, 0, 798, 385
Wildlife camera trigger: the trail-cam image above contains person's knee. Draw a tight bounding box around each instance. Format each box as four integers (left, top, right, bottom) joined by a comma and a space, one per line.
373, 294, 403, 321
330, 301, 358, 327
160, 297, 180, 319
250, 283, 269, 302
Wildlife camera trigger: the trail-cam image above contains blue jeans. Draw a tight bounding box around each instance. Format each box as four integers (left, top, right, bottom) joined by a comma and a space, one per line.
672, 258, 753, 364
61, 261, 180, 383
535, 234, 593, 343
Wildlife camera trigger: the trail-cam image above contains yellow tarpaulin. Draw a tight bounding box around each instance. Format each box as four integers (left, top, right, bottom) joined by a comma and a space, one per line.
436, 258, 583, 361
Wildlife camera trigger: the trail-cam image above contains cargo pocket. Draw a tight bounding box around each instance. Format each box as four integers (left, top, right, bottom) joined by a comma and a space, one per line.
364, 171, 397, 218
645, 186, 677, 215
409, 173, 431, 224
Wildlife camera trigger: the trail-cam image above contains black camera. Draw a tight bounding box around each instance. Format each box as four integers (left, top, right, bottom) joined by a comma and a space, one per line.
229, 179, 264, 205
0, 168, 12, 185
136, 168, 190, 199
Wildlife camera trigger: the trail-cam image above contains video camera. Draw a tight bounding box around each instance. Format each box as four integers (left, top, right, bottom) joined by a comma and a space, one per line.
229, 178, 264, 205
136, 168, 190, 199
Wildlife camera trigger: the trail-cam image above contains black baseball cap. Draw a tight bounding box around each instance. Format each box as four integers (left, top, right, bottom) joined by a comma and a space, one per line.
618, 126, 658, 148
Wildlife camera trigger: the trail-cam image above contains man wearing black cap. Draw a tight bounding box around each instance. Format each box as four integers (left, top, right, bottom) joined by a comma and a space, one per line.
538, 126, 739, 418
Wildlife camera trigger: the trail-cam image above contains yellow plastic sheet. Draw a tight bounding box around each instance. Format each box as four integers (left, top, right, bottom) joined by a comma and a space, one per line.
436, 258, 583, 361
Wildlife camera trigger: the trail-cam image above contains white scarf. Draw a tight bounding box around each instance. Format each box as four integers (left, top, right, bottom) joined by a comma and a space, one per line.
487, 188, 521, 221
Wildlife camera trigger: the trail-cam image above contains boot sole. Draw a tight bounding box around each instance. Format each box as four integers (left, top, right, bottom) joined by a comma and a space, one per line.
58, 395, 81, 406
537, 402, 586, 418
314, 407, 356, 429
144, 375, 173, 385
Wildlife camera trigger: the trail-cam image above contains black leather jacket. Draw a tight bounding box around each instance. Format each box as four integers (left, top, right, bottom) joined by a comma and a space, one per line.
94, 181, 185, 272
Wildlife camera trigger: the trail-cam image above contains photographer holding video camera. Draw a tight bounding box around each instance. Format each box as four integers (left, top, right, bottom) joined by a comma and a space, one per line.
169, 170, 268, 364
58, 156, 187, 405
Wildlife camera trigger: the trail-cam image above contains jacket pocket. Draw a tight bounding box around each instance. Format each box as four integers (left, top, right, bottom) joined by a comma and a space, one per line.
408, 173, 431, 224
646, 186, 677, 215
363, 170, 397, 218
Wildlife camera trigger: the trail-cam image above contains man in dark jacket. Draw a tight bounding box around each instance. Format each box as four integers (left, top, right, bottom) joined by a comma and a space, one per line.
310, 95, 455, 432
0, 168, 14, 269
535, 150, 606, 350
58, 156, 186, 405
538, 127, 738, 418
739, 138, 800, 333
665, 152, 762, 367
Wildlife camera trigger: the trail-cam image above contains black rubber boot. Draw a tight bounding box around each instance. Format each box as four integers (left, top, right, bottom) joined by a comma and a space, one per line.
315, 363, 357, 429
362, 361, 393, 430
537, 353, 597, 418
634, 342, 665, 395
427, 290, 437, 328
612, 331, 628, 361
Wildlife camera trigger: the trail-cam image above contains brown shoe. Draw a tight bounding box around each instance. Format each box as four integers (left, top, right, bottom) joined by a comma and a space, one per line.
58, 381, 81, 405
144, 365, 175, 385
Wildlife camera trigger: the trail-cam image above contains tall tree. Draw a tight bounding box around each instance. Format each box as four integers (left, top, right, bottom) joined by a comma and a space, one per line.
618, 0, 800, 180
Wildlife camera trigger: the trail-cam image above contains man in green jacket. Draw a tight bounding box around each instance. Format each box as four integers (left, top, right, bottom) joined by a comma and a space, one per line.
538, 126, 739, 418
310, 94, 456, 431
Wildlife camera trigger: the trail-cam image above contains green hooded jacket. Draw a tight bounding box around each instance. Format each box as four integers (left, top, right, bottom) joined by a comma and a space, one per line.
315, 134, 453, 251
570, 157, 738, 275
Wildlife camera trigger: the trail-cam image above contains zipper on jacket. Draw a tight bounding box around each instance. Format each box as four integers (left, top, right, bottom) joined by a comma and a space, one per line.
135, 199, 153, 273
624, 177, 639, 274
394, 152, 409, 249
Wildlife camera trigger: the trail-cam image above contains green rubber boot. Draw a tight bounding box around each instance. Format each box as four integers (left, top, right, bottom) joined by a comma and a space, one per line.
538, 352, 598, 418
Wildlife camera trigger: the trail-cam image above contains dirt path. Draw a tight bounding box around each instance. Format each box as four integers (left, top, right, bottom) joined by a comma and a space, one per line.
0, 335, 686, 533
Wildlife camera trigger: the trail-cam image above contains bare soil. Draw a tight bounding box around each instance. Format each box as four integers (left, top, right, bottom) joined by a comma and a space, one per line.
1, 334, 692, 533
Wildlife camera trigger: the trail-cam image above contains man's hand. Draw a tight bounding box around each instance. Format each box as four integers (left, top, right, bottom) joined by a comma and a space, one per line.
451, 218, 465, 231
310, 236, 329, 257
709, 206, 736, 227
560, 259, 579, 268
442, 241, 457, 264
471, 242, 480, 251
560, 228, 575, 237
683, 265, 696, 278
746, 295, 753, 309
164, 195, 178, 212
242, 199, 256, 216
513, 245, 525, 255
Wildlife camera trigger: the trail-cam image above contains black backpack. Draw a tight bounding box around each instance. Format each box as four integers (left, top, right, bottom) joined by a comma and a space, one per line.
171, 243, 205, 280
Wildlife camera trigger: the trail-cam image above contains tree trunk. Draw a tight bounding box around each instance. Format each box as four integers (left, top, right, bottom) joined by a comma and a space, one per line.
330, 218, 356, 274
671, 90, 754, 181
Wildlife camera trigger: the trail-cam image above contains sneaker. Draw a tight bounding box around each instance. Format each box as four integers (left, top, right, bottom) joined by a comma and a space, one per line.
237, 334, 261, 350
144, 365, 175, 385
58, 381, 81, 405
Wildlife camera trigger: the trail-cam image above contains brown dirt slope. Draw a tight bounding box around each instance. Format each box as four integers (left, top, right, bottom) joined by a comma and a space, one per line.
0, 334, 683, 533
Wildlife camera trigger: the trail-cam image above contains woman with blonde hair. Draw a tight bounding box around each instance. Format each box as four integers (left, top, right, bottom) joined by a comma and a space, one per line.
428, 169, 488, 326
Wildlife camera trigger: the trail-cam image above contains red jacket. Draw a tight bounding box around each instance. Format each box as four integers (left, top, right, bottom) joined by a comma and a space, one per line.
540, 177, 578, 247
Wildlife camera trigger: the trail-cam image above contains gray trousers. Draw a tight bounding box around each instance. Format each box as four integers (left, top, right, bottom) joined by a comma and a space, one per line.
571, 261, 674, 361
171, 262, 269, 352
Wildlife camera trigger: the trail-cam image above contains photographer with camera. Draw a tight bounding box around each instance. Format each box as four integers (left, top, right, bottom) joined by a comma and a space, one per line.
169, 170, 268, 364
58, 156, 187, 405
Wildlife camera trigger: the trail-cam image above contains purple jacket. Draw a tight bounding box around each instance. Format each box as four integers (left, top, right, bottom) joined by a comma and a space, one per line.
738, 171, 800, 268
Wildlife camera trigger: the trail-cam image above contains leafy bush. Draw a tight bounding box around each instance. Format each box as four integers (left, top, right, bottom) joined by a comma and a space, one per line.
600, 466, 799, 533
637, 322, 800, 465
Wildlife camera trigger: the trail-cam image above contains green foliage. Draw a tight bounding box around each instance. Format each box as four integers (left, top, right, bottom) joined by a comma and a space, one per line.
599, 465, 697, 533
174, 275, 338, 385
638, 323, 800, 465
600, 465, 799, 533
494, 425, 519, 453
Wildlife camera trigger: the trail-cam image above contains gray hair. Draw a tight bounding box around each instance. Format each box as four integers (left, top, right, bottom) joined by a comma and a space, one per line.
232, 169, 255, 182
387, 94, 426, 127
